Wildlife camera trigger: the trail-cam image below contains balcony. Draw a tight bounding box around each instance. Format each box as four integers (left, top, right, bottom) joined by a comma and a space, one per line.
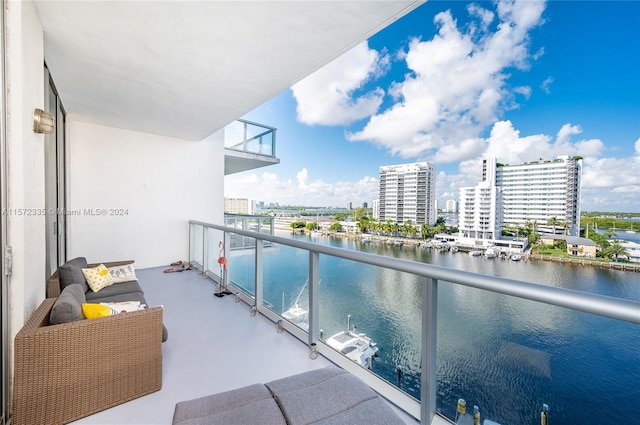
179, 221, 639, 425
224, 119, 280, 175
65, 221, 640, 425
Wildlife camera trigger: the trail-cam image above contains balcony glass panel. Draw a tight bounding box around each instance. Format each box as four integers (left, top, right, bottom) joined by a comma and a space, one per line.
224, 119, 276, 157
263, 242, 308, 314
190, 223, 204, 267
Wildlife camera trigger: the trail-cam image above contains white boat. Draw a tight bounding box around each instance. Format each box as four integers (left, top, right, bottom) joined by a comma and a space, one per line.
326, 315, 378, 369
469, 250, 482, 256
282, 279, 310, 330
281, 305, 309, 330
450, 246, 459, 253
511, 254, 522, 261
310, 230, 323, 237
484, 248, 496, 258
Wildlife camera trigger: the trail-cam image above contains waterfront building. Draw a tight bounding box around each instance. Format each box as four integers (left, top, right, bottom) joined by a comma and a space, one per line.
372, 199, 380, 220
459, 156, 582, 242
378, 162, 436, 225
539, 235, 598, 258
224, 197, 255, 215
445, 199, 458, 213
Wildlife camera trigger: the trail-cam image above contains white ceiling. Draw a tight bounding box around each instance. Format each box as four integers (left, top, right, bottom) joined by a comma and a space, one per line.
34, 1, 423, 141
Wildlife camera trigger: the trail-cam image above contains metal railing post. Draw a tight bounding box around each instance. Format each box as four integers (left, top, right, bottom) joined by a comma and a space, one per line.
254, 239, 263, 309
203, 226, 209, 276
421, 277, 437, 423
308, 251, 320, 345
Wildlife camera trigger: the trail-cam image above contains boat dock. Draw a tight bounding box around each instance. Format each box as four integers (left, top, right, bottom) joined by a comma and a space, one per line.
528, 254, 640, 272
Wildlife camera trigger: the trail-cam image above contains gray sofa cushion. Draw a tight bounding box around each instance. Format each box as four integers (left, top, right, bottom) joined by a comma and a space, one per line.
58, 257, 89, 293
266, 367, 404, 425
173, 383, 285, 425
84, 280, 144, 301
49, 284, 87, 324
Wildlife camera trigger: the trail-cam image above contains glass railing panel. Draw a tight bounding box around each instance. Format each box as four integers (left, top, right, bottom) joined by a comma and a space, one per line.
189, 223, 204, 267
263, 242, 309, 321
224, 119, 276, 157
205, 227, 224, 279
317, 254, 422, 394
227, 242, 256, 298
435, 281, 640, 424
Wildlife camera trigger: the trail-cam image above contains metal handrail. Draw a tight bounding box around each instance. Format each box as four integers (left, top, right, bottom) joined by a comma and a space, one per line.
189, 219, 640, 424
190, 220, 640, 324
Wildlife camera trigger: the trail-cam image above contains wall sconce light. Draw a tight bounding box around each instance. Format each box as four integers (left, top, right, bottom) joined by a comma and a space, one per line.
32, 108, 56, 134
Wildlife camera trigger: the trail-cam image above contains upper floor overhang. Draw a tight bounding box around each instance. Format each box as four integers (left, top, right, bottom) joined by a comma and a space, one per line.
33, 0, 425, 142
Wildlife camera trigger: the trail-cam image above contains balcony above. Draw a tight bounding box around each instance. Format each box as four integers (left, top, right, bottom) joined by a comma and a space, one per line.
225, 120, 280, 175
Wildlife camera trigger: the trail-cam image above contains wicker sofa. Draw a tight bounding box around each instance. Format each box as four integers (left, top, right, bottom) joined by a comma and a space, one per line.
11, 259, 164, 425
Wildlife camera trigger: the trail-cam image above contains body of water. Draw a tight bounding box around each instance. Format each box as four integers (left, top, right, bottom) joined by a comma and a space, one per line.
228, 231, 639, 425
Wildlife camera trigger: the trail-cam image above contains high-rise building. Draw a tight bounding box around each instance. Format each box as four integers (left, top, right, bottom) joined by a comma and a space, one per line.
378, 162, 436, 225
445, 199, 458, 213
224, 197, 256, 215
372, 199, 380, 220
459, 156, 582, 238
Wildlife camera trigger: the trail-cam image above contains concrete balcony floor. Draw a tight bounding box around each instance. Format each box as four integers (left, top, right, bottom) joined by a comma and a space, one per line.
70, 266, 431, 425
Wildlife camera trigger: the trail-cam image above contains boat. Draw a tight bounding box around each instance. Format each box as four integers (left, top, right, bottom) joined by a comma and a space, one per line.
326, 315, 378, 369
310, 229, 323, 237
484, 248, 496, 258
469, 250, 482, 257
499, 251, 508, 259
511, 254, 522, 261
362, 235, 373, 243
450, 246, 459, 253
282, 279, 310, 330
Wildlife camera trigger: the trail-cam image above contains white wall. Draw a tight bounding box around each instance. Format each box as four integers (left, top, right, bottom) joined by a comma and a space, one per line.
6, 0, 47, 335
67, 121, 224, 268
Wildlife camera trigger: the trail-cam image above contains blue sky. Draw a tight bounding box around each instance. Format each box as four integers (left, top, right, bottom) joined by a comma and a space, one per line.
225, 0, 640, 213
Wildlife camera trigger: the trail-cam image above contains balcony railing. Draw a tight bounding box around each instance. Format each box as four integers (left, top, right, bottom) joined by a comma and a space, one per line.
188, 219, 640, 424
224, 119, 276, 157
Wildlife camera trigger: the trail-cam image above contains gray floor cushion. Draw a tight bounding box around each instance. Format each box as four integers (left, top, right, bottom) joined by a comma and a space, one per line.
173, 383, 285, 425
266, 367, 405, 425
173, 367, 404, 425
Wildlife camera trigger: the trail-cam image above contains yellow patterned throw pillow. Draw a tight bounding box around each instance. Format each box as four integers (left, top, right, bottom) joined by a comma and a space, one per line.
82, 303, 117, 319
82, 264, 115, 292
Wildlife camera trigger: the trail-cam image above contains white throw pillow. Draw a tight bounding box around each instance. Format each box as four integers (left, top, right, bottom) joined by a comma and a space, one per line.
108, 263, 137, 283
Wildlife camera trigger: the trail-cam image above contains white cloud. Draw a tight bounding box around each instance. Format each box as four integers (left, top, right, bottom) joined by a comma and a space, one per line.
226, 169, 378, 206
540, 76, 553, 94
513, 86, 532, 99
346, 0, 547, 161
291, 42, 387, 126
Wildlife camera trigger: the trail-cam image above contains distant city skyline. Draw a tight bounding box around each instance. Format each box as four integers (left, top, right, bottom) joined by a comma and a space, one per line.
225, 0, 640, 213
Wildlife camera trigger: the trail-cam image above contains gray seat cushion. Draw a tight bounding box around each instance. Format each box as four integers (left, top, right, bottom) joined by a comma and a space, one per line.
58, 257, 89, 293
266, 367, 404, 425
85, 280, 144, 301
173, 383, 285, 425
49, 284, 87, 324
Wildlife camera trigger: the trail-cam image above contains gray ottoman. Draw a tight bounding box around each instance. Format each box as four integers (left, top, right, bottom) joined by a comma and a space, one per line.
173, 367, 404, 425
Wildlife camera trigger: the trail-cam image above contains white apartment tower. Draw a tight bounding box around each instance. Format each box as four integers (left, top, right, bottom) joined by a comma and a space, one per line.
224, 197, 256, 215
379, 162, 436, 225
459, 156, 582, 238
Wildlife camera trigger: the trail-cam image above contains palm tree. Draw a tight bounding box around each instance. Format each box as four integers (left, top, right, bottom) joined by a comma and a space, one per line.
547, 217, 562, 235
605, 229, 618, 240
603, 242, 630, 262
